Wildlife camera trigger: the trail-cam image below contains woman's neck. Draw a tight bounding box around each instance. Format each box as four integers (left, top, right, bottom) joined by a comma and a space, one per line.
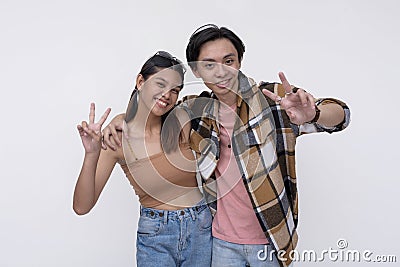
129, 104, 162, 137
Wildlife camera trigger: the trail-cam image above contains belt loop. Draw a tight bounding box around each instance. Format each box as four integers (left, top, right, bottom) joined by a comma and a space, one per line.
163, 210, 168, 224
189, 207, 196, 221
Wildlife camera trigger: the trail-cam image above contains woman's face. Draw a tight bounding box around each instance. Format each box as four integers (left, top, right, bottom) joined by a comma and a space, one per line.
137, 68, 182, 117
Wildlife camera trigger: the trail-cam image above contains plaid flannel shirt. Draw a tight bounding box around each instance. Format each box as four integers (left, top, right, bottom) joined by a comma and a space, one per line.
180, 71, 350, 267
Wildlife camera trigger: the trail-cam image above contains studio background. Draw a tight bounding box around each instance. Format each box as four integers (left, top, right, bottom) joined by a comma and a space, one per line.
1, 0, 398, 266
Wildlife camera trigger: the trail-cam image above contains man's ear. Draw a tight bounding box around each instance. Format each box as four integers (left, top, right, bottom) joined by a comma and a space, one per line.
136, 74, 145, 90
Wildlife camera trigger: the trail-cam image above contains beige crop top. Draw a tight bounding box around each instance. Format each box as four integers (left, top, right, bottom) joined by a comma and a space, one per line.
119, 143, 200, 208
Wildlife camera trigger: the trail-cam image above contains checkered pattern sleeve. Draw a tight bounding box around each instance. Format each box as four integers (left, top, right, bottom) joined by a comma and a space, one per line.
297, 98, 351, 135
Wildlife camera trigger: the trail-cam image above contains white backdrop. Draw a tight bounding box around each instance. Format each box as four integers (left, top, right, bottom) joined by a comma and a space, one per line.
1, 0, 399, 266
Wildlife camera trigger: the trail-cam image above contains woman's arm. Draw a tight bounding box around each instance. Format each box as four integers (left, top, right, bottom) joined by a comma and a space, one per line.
73, 103, 119, 215
73, 145, 120, 215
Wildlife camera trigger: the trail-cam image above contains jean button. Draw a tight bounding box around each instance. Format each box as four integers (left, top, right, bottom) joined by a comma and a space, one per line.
180, 211, 185, 215
150, 211, 154, 216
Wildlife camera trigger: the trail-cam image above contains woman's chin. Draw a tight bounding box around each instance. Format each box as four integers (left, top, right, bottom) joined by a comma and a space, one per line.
151, 107, 172, 117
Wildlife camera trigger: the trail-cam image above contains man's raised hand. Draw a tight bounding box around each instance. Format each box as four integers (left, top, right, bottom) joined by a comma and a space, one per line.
262, 72, 317, 125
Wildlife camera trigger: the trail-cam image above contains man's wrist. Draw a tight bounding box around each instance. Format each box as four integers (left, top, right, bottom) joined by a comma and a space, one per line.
307, 105, 321, 123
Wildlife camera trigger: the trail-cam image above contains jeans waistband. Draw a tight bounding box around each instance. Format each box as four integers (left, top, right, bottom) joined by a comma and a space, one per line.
140, 198, 208, 222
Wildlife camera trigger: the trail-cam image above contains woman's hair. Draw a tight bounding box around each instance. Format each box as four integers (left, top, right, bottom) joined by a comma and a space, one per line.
186, 24, 245, 65
125, 51, 186, 153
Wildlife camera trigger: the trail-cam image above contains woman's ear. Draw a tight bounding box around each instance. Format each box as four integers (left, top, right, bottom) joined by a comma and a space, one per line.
136, 74, 145, 90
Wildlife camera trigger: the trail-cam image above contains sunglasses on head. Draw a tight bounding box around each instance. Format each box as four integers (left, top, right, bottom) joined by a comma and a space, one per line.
142, 51, 186, 74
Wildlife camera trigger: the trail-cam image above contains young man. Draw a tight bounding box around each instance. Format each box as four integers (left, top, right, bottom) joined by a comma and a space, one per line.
103, 24, 350, 267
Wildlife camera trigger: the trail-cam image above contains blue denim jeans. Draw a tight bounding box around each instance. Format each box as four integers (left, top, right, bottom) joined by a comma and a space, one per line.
136, 199, 212, 266
211, 237, 283, 267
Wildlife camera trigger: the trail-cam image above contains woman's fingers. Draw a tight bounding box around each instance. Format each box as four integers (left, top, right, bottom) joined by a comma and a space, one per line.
89, 103, 95, 124
77, 124, 85, 136
98, 108, 111, 127
83, 128, 101, 141
81, 121, 101, 141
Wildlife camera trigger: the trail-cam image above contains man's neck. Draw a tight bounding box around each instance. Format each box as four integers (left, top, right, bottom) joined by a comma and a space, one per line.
216, 91, 238, 107
214, 80, 239, 107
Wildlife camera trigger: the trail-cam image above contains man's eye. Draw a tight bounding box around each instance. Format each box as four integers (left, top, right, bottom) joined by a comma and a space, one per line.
204, 63, 214, 69
225, 59, 234, 65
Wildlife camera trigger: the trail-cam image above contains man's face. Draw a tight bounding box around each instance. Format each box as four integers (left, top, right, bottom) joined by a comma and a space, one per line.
192, 38, 241, 97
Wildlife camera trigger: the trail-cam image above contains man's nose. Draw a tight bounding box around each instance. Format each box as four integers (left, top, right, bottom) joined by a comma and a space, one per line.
215, 63, 228, 78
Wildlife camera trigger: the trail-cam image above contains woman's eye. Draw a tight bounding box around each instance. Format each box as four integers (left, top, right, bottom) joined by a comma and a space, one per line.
157, 82, 165, 88
171, 88, 180, 94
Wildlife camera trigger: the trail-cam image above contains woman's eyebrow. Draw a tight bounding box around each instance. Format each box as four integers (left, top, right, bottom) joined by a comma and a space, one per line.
154, 77, 168, 83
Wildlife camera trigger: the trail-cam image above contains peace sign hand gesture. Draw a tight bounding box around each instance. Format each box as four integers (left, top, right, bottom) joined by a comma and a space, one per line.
262, 72, 317, 125
77, 103, 111, 154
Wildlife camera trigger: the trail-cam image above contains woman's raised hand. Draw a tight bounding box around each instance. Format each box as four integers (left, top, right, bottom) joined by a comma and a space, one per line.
77, 103, 111, 154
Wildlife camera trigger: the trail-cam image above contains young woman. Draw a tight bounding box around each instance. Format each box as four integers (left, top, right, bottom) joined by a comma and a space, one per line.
73, 51, 212, 266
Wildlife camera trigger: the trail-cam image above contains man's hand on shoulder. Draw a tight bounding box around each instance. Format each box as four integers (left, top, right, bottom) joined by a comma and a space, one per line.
102, 113, 126, 151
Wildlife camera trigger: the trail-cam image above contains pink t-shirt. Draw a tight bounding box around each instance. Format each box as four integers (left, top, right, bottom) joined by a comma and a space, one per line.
212, 103, 268, 244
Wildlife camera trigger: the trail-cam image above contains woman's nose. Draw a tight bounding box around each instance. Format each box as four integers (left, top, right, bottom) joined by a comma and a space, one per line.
161, 90, 171, 99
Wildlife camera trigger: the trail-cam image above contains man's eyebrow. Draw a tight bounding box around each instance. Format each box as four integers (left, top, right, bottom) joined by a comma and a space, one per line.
222, 53, 236, 59
200, 58, 216, 62
200, 53, 236, 62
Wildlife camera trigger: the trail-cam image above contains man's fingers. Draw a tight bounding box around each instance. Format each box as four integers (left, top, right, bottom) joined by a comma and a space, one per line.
102, 128, 115, 150
306, 93, 316, 108
110, 125, 121, 147
278, 72, 292, 94
286, 110, 296, 121
101, 137, 107, 150
102, 127, 117, 150
104, 133, 118, 150
122, 120, 129, 139
262, 89, 282, 102
297, 89, 309, 107
89, 103, 95, 124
